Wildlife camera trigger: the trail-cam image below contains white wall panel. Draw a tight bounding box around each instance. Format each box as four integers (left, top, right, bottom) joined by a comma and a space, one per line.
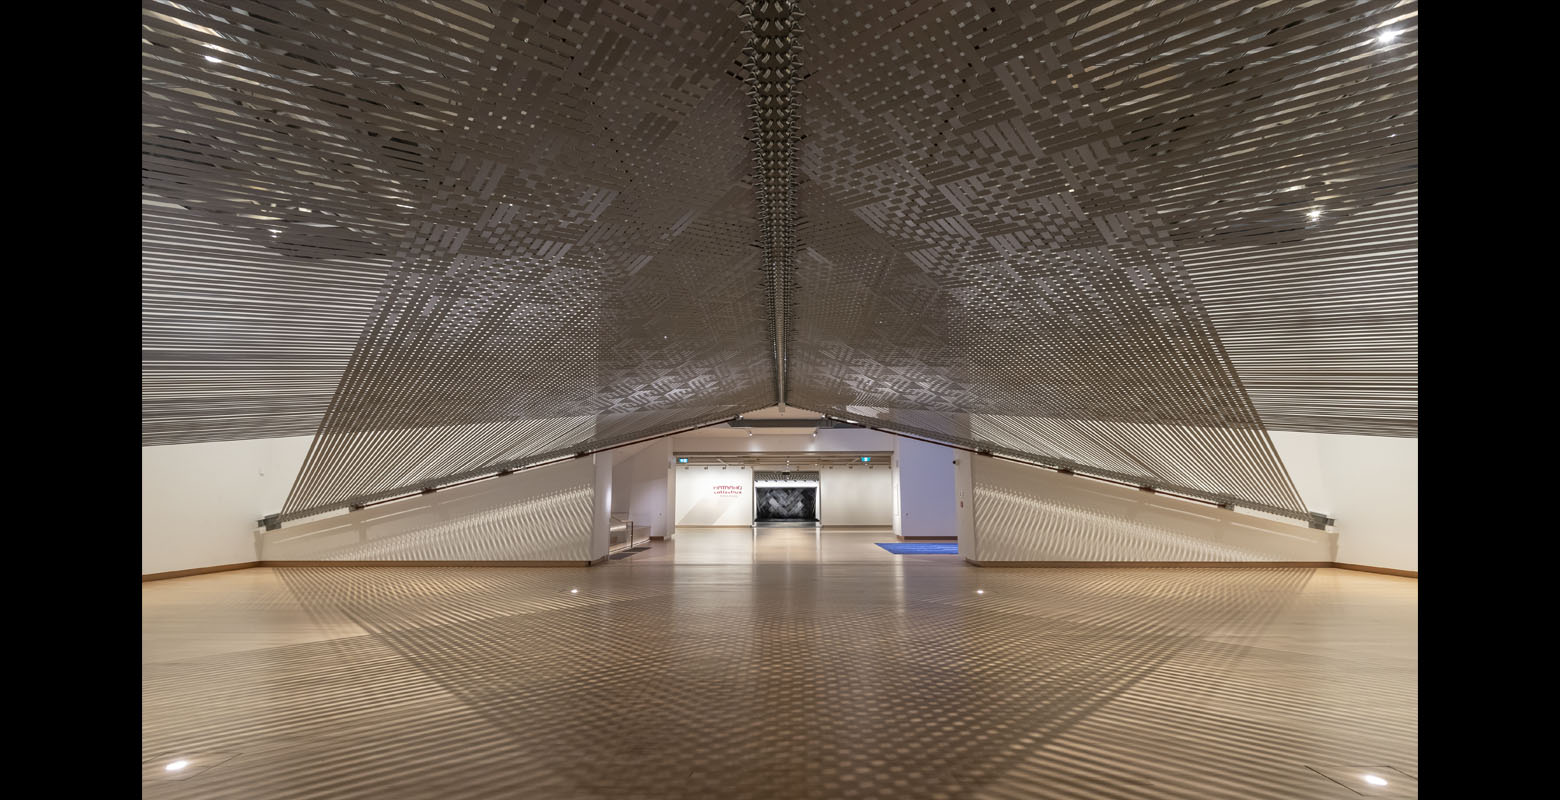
968, 456, 1334, 563
674, 466, 754, 526
895, 436, 959, 538
1271, 431, 1417, 572
143, 435, 314, 575
258, 456, 599, 562
818, 466, 893, 525
625, 439, 673, 539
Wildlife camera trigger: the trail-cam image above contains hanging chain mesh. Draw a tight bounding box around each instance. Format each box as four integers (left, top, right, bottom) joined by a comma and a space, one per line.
141, 1, 1415, 524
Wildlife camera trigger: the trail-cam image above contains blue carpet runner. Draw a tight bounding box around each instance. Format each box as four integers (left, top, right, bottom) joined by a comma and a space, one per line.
875, 542, 959, 555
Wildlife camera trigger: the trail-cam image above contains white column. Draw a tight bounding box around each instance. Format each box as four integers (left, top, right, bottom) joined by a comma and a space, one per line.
891, 437, 904, 538
589, 451, 614, 562
664, 460, 677, 540
953, 452, 976, 561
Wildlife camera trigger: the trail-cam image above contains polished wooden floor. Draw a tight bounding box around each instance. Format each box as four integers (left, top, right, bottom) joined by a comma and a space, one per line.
634, 526, 927, 563
143, 530, 1418, 799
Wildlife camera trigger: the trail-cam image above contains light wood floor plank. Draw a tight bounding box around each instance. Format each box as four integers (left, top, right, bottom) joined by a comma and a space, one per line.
143, 537, 1417, 799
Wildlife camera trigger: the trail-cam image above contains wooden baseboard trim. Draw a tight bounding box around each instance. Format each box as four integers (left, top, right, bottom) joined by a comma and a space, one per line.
1334, 562, 1418, 578
142, 561, 260, 582
260, 560, 599, 568
649, 535, 667, 541
963, 559, 1417, 577
965, 559, 1334, 569
146, 558, 1416, 577
146, 558, 608, 579
675, 524, 894, 529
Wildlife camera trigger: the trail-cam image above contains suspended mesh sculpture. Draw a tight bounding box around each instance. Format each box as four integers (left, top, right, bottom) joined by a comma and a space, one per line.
140, 0, 1416, 524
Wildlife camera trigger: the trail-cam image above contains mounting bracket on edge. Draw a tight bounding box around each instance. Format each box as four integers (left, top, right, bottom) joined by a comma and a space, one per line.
259, 514, 281, 531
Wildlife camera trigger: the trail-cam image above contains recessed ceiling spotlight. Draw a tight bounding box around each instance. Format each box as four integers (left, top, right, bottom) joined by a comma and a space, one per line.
570, 588, 578, 594
976, 589, 985, 594
1307, 209, 1322, 222
1362, 775, 1388, 786
205, 55, 221, 63
1376, 29, 1398, 45
165, 760, 190, 772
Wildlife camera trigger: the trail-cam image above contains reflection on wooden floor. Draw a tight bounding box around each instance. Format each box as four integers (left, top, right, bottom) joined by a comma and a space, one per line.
634, 526, 936, 564
143, 550, 1417, 799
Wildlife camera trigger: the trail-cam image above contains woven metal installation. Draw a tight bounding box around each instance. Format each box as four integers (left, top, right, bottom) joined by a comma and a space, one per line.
140, 0, 776, 519
142, 0, 1416, 524
270, 1, 782, 520
782, 0, 1417, 519
742, 0, 804, 408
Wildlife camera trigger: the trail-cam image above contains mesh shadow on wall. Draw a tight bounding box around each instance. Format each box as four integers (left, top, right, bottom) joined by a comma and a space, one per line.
282, 406, 762, 522
263, 485, 595, 562
973, 486, 1271, 563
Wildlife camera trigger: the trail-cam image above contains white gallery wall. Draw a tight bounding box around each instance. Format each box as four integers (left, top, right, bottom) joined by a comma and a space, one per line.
894, 436, 959, 538
607, 440, 652, 516
142, 435, 314, 575
621, 438, 673, 539
145, 425, 1414, 573
674, 466, 754, 526
817, 465, 893, 525
668, 427, 897, 529
258, 454, 608, 563
964, 455, 1336, 563
1270, 431, 1417, 572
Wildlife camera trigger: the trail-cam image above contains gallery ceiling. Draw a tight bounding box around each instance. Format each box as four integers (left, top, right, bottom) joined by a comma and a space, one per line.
142, 0, 1416, 524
